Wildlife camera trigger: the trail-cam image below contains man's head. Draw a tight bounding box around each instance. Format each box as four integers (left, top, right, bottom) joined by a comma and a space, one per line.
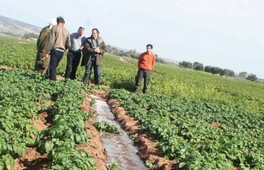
56, 16, 65, 26
91, 28, 99, 39
78, 27, 85, 36
146, 44, 153, 54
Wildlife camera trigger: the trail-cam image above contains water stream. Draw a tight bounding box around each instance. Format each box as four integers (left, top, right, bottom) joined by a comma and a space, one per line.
89, 94, 147, 170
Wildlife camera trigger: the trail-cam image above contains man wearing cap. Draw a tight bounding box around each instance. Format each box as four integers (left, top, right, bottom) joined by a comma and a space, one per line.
34, 18, 56, 74
64, 27, 86, 80
133, 44, 156, 94
81, 28, 106, 86
46, 16, 71, 80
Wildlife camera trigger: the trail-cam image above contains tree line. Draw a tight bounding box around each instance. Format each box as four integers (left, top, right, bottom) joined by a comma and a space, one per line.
106, 45, 166, 63
2, 31, 38, 40
105, 45, 258, 81
179, 61, 258, 81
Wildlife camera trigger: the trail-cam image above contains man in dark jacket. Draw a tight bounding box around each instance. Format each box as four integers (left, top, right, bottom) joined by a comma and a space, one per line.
81, 28, 106, 85
34, 19, 56, 73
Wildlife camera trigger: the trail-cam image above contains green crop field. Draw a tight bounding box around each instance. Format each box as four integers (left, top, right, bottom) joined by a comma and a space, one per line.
0, 37, 263, 169
0, 69, 96, 169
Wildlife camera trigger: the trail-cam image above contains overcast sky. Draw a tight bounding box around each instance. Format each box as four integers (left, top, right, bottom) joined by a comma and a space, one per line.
0, 0, 263, 78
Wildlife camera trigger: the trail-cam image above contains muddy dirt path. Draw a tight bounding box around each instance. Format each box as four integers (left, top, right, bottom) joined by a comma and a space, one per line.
90, 94, 148, 170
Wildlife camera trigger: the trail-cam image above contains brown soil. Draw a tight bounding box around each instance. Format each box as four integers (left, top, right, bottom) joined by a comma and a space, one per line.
32, 112, 49, 131
0, 65, 13, 70
232, 166, 240, 170
15, 93, 107, 170
79, 94, 107, 170
211, 121, 223, 129
90, 89, 109, 99
14, 148, 49, 170
107, 98, 179, 170
15, 112, 50, 169
56, 75, 64, 80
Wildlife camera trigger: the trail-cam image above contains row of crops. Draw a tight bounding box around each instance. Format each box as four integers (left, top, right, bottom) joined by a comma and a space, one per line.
110, 89, 264, 169
0, 69, 96, 169
0, 37, 263, 114
1, 36, 264, 170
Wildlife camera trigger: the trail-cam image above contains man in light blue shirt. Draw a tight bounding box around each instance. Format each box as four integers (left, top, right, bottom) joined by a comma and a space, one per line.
65, 27, 86, 79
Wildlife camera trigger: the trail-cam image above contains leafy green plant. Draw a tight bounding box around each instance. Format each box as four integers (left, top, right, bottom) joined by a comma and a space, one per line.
110, 89, 264, 169
108, 160, 119, 170
145, 160, 158, 169
94, 121, 119, 134
0, 69, 97, 170
90, 98, 96, 106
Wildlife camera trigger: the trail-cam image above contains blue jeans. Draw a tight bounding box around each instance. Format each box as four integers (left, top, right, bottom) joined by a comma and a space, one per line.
48, 50, 64, 80
83, 58, 101, 85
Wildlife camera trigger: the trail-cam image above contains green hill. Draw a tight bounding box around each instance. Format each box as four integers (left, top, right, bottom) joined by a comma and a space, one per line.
0, 15, 41, 37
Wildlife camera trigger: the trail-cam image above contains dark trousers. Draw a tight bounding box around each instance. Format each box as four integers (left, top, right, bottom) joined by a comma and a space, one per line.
47, 50, 64, 80
83, 59, 101, 85
65, 50, 81, 79
134, 68, 151, 93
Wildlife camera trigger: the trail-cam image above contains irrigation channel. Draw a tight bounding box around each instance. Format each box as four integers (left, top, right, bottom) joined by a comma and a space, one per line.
89, 94, 147, 170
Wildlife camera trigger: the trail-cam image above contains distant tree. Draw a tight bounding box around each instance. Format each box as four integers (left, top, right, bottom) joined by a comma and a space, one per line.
22, 33, 38, 39
130, 49, 139, 59
220, 69, 235, 77
238, 72, 248, 79
246, 74, 258, 81
4, 31, 20, 37
204, 66, 212, 73
179, 61, 193, 68
228, 70, 235, 77
119, 50, 126, 56
104, 44, 165, 63
106, 45, 112, 53
154, 54, 166, 63
193, 62, 204, 71
210, 67, 222, 75
205, 66, 232, 76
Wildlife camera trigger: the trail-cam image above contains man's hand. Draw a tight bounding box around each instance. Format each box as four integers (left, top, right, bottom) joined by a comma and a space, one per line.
80, 45, 84, 51
94, 47, 101, 53
42, 53, 49, 61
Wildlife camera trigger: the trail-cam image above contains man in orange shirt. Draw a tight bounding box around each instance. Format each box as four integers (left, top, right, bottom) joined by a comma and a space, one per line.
133, 44, 156, 94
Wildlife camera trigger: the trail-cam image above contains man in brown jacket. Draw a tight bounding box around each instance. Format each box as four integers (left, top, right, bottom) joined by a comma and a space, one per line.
46, 16, 71, 80
81, 28, 106, 85
34, 19, 56, 73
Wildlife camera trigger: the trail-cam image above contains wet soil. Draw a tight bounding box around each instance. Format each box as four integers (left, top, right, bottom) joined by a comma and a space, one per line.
80, 94, 108, 170
90, 94, 147, 170
108, 98, 179, 170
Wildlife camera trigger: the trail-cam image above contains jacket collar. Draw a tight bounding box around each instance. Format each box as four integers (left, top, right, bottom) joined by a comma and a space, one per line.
88, 36, 103, 44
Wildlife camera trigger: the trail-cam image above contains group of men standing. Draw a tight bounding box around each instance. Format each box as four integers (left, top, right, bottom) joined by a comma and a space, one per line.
34, 16, 156, 94
34, 16, 106, 85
